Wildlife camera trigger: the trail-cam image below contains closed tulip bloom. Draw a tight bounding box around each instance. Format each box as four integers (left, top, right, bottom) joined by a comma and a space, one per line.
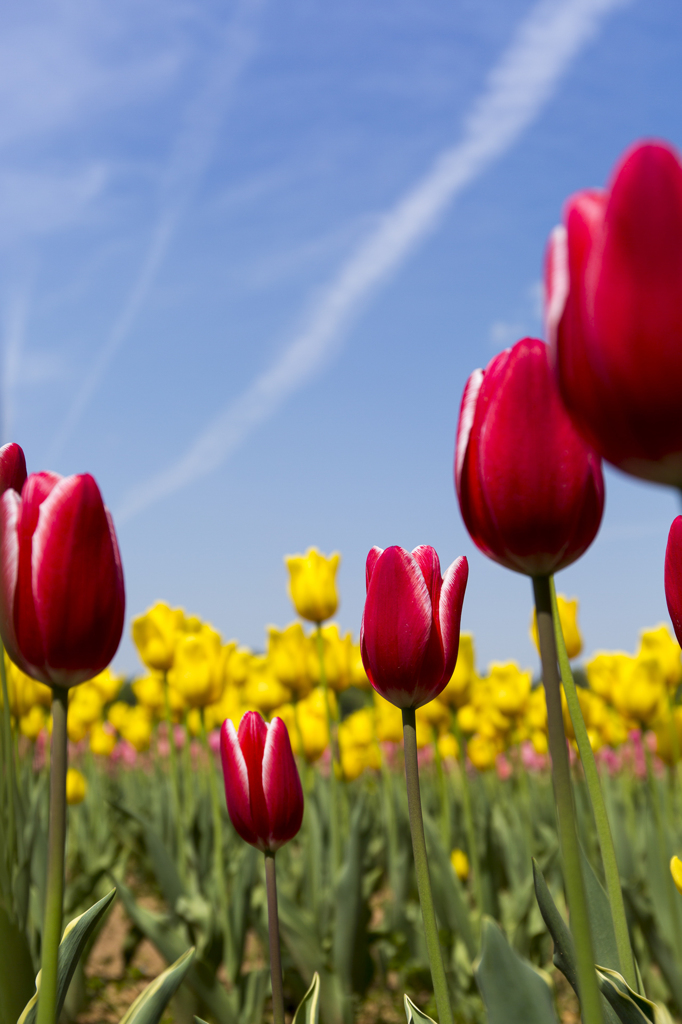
546, 141, 682, 486
0, 472, 125, 688
285, 547, 340, 623
666, 517, 682, 649
169, 624, 227, 708
360, 545, 468, 710
456, 337, 604, 577
531, 595, 583, 659
0, 442, 27, 494
132, 602, 186, 672
220, 710, 304, 852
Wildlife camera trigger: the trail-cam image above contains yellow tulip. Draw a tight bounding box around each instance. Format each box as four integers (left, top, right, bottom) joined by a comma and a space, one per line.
530, 730, 548, 755
267, 623, 313, 698
19, 706, 46, 740
456, 704, 478, 734
349, 644, 371, 690
637, 625, 682, 691
69, 683, 104, 727
467, 734, 498, 771
654, 707, 682, 765
90, 721, 117, 756
671, 856, 682, 895
308, 624, 353, 692
302, 686, 337, 721
169, 625, 227, 708
132, 602, 187, 671
585, 652, 633, 703
438, 733, 459, 760
525, 687, 547, 731
489, 663, 532, 716
120, 707, 153, 752
450, 848, 469, 881
416, 698, 451, 731
107, 701, 132, 732
225, 646, 252, 687
66, 768, 87, 805
132, 674, 166, 714
285, 548, 340, 623
339, 708, 375, 747
374, 692, 403, 743
611, 657, 666, 726
88, 667, 123, 703
531, 595, 583, 659
600, 709, 629, 749
243, 657, 292, 713
440, 634, 477, 708
67, 711, 90, 743
4, 657, 51, 718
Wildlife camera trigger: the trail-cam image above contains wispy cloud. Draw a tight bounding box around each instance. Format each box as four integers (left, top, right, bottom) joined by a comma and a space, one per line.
47, 0, 265, 461
116, 0, 628, 525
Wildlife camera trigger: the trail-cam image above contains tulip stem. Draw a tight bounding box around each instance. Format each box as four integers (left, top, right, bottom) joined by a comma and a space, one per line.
549, 576, 637, 990
37, 686, 68, 1024
162, 672, 185, 882
532, 576, 603, 1024
264, 851, 286, 1024
402, 708, 454, 1024
316, 627, 341, 876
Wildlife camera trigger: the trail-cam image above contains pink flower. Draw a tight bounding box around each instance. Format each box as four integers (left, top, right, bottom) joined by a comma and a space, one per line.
220, 711, 303, 853
0, 472, 125, 688
0, 443, 27, 495
360, 545, 468, 709
455, 337, 604, 576
546, 141, 682, 487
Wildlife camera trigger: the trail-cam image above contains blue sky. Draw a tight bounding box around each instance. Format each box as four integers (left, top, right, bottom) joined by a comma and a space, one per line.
2, 0, 682, 676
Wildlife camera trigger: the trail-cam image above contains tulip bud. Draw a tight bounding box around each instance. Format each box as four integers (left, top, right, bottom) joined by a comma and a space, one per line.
360, 545, 468, 710
665, 517, 682, 649
0, 442, 27, 495
0, 472, 125, 688
285, 547, 340, 623
455, 337, 604, 577
546, 141, 682, 487
220, 710, 304, 852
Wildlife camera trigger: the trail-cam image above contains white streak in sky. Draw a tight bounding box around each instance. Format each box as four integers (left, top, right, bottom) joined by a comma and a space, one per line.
47, 0, 264, 461
116, 0, 628, 525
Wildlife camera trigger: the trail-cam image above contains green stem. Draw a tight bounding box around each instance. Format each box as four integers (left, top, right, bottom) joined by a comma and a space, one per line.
452, 718, 483, 921
644, 740, 682, 961
37, 686, 68, 1024
532, 576, 603, 1024
316, 627, 340, 876
549, 577, 637, 990
162, 672, 185, 880
402, 708, 454, 1024
264, 852, 285, 1024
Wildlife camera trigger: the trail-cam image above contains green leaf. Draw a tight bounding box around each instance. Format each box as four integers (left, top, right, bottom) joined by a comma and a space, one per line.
403, 993, 438, 1024
532, 860, 578, 994
474, 916, 558, 1024
292, 972, 321, 1024
17, 889, 117, 1024
596, 966, 673, 1024
579, 844, 621, 974
627, 886, 682, 1014
120, 947, 195, 1024
0, 902, 38, 1024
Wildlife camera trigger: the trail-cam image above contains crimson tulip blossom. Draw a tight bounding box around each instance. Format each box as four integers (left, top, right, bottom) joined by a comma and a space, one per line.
220, 711, 303, 852
0, 472, 125, 688
0, 443, 27, 495
455, 337, 604, 576
665, 517, 682, 647
546, 140, 682, 487
360, 545, 468, 709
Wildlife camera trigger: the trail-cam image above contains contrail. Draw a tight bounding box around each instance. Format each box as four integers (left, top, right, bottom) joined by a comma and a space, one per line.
47, 0, 264, 461
116, 0, 628, 525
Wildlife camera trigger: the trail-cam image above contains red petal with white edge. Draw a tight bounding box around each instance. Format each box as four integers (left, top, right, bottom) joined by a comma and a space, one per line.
237, 711, 271, 847
220, 719, 259, 847
665, 517, 682, 649
365, 546, 383, 590
361, 546, 434, 707
411, 546, 442, 614
31, 474, 124, 686
0, 443, 26, 496
0, 490, 29, 675
454, 369, 483, 495
262, 717, 304, 850
438, 556, 468, 679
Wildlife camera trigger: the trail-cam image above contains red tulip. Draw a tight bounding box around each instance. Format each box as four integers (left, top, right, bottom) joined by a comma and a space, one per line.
0, 443, 27, 495
220, 711, 303, 852
455, 337, 604, 577
360, 545, 468, 709
665, 517, 682, 647
546, 140, 682, 487
0, 472, 125, 687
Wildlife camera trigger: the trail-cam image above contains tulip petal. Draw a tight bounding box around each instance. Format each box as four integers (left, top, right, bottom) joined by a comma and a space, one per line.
237, 711, 271, 846
666, 517, 682, 649
454, 369, 483, 495
361, 546, 435, 708
31, 474, 125, 685
262, 717, 304, 849
0, 489, 29, 675
365, 546, 383, 589
411, 546, 442, 611
0, 443, 26, 496
220, 718, 260, 847
439, 556, 469, 680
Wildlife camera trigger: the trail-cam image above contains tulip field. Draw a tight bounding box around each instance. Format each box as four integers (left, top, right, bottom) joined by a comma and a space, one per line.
6, 137, 682, 1024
